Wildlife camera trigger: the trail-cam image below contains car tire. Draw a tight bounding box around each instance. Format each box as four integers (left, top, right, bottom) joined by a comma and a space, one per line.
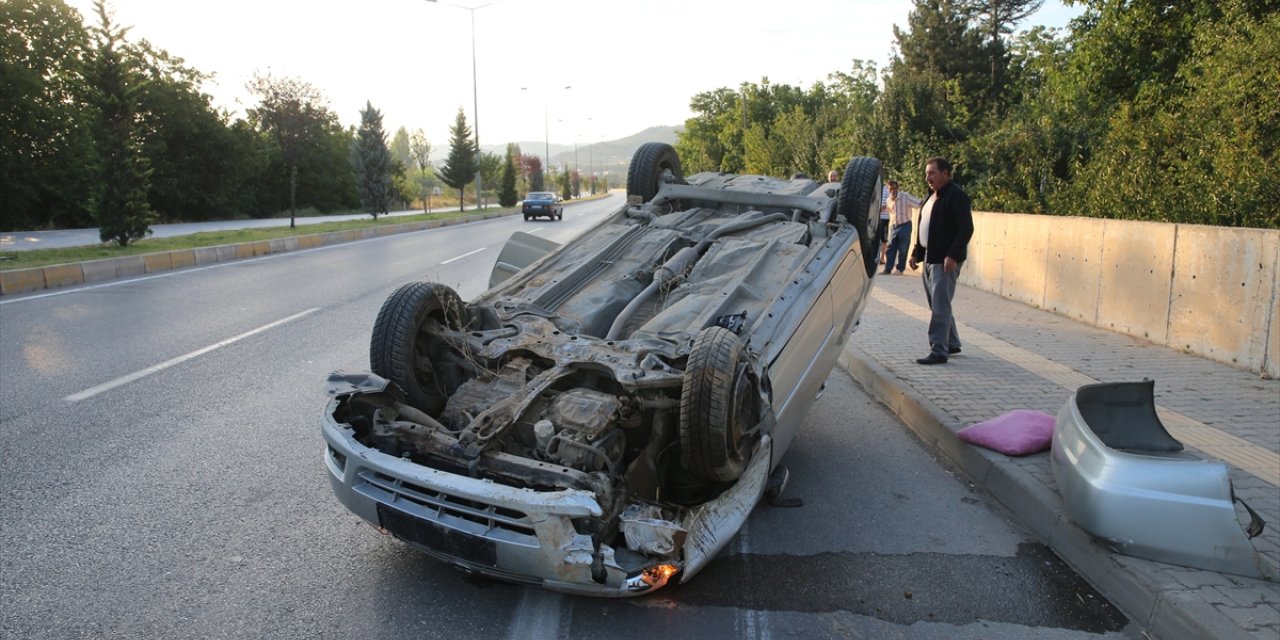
524, 213, 530, 221
370, 282, 469, 414
626, 142, 683, 203
680, 326, 757, 483
838, 156, 883, 277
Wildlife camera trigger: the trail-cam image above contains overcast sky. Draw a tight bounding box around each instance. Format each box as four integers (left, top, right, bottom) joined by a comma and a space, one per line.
63, 0, 1082, 150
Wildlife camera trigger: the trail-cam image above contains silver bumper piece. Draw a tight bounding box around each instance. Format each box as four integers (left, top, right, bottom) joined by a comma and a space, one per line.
1051, 380, 1273, 580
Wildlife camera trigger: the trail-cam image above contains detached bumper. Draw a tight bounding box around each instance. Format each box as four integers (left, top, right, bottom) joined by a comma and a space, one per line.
321, 402, 677, 596
1050, 381, 1272, 580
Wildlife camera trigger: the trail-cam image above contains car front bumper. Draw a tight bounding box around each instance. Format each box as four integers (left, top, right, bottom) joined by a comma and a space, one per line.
321, 401, 678, 596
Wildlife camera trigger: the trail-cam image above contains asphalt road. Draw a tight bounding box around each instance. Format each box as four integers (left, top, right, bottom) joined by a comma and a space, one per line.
0, 193, 1137, 639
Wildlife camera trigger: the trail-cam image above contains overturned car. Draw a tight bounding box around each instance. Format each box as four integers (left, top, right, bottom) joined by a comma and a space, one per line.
322, 143, 882, 595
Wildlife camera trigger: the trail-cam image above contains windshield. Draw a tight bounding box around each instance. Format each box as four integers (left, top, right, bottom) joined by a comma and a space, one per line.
526, 192, 555, 200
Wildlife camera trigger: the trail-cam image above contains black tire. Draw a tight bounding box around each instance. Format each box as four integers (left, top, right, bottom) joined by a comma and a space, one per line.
679, 326, 757, 483
370, 282, 469, 414
626, 142, 683, 203
837, 156, 883, 277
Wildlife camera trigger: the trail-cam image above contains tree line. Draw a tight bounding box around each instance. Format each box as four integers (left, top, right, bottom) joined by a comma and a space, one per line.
675, 0, 1276, 229
1, 0, 597, 242
5, 0, 1272, 240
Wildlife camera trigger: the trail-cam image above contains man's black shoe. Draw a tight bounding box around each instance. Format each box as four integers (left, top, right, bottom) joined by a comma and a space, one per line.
948, 346, 962, 355
916, 354, 948, 365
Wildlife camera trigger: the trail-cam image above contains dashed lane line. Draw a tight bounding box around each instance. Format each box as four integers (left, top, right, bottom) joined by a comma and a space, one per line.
64, 307, 320, 403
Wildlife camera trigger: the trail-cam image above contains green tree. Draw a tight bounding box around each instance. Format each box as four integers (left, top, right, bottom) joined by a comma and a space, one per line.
295, 119, 359, 213
246, 72, 332, 227
352, 101, 393, 219
409, 128, 434, 212
559, 164, 571, 200
131, 41, 254, 221
478, 150, 502, 205
523, 154, 545, 191
499, 145, 518, 207
389, 126, 412, 168
89, 0, 153, 246
1, 0, 96, 231
1051, 0, 1277, 227
437, 107, 477, 212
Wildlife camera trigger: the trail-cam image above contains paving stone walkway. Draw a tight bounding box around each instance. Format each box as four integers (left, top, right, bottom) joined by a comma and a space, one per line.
840, 271, 1279, 640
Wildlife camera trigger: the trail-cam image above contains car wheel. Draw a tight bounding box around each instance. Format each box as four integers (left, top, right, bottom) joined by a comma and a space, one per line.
626, 142, 683, 203
680, 326, 757, 483
838, 156, 883, 277
370, 282, 469, 414
524, 213, 530, 221
556, 211, 563, 221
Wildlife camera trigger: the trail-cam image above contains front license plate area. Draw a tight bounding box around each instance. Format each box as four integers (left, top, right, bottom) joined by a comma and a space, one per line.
377, 503, 497, 566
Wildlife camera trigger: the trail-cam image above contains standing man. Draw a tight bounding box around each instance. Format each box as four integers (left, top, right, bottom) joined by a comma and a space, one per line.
882, 179, 921, 275
908, 157, 974, 365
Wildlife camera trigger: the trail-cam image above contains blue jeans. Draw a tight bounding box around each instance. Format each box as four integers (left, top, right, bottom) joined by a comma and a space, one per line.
884, 222, 912, 273
922, 262, 962, 357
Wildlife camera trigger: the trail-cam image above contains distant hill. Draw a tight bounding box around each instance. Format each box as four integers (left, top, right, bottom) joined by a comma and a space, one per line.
466, 125, 683, 176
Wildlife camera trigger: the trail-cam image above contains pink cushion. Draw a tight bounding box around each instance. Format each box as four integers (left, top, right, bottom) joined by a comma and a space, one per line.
957, 410, 1055, 456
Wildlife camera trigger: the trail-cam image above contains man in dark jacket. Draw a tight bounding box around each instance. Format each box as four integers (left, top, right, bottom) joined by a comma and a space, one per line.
908, 157, 974, 365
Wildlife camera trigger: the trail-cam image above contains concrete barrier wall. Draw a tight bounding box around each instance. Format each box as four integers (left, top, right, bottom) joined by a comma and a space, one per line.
962, 212, 1280, 378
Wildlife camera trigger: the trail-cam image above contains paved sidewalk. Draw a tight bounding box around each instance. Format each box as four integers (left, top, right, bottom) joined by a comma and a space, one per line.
838, 272, 1280, 640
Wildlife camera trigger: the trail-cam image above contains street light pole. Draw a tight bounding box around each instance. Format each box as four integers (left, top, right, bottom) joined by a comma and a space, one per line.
469, 9, 481, 210
426, 0, 500, 211
520, 85, 570, 189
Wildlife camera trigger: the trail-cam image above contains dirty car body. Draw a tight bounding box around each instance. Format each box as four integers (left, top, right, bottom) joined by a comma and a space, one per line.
322, 144, 883, 595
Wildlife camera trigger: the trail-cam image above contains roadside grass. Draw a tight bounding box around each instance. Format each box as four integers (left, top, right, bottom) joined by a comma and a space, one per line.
0, 208, 511, 272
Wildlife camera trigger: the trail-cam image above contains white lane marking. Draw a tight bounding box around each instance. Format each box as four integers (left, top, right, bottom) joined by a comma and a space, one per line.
439, 247, 486, 265
735, 523, 771, 640
524, 227, 547, 234
63, 307, 320, 403
506, 588, 563, 640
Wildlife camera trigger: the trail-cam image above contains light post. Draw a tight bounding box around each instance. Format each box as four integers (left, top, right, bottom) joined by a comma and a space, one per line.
425, 0, 501, 210
520, 85, 571, 183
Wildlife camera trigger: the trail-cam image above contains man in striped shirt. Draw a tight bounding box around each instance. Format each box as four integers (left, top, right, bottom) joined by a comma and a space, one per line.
882, 179, 922, 275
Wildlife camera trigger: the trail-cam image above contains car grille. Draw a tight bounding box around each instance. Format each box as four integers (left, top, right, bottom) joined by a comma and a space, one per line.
358, 469, 536, 538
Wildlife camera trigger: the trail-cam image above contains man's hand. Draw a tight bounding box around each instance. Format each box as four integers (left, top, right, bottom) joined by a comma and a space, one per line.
943, 256, 957, 273
908, 257, 918, 270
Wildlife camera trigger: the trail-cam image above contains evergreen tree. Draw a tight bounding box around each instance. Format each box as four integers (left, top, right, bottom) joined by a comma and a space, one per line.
437, 107, 477, 211
89, 0, 153, 246
499, 146, 518, 207
352, 101, 393, 219
389, 126, 412, 168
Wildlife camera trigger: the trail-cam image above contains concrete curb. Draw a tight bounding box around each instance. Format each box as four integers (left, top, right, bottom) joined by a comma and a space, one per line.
0, 210, 520, 296
837, 346, 1255, 640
